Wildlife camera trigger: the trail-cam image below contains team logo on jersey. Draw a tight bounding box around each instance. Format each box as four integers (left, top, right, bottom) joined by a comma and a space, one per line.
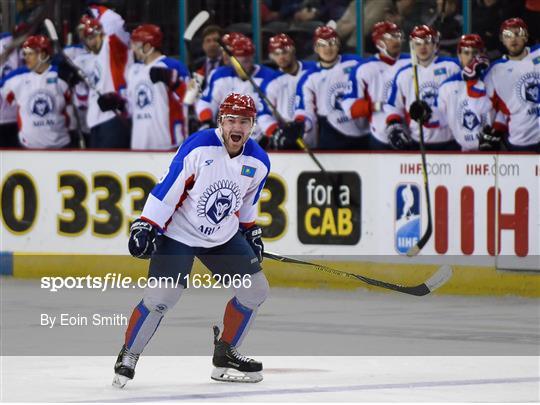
516, 72, 540, 104
328, 80, 352, 112
419, 81, 438, 107
462, 110, 480, 131
28, 92, 55, 117
135, 83, 153, 108
394, 183, 421, 255
197, 180, 241, 225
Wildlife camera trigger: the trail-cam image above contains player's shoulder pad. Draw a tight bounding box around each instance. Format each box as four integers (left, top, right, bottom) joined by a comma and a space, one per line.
161, 57, 190, 77
1, 66, 30, 85
435, 56, 460, 67
484, 58, 508, 77
393, 62, 413, 81
440, 71, 462, 88
399, 53, 411, 60
243, 138, 271, 173
210, 65, 236, 81
530, 45, 540, 59
255, 64, 278, 79
341, 53, 363, 63
174, 129, 222, 160
0, 32, 12, 40
300, 60, 317, 71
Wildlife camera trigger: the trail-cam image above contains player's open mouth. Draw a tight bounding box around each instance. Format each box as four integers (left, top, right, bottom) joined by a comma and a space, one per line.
231, 134, 242, 142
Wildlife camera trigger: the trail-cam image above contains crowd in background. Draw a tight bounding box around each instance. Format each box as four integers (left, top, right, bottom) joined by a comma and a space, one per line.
0, 0, 538, 152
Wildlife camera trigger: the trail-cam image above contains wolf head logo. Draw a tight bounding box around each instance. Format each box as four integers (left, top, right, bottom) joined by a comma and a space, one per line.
207, 190, 233, 224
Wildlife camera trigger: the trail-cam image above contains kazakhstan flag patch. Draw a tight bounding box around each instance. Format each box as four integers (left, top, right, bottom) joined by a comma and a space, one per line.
241, 165, 256, 177
533, 56, 540, 65
434, 67, 447, 76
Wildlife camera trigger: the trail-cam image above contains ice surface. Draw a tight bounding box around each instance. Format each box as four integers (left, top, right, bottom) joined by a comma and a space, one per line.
0, 278, 538, 402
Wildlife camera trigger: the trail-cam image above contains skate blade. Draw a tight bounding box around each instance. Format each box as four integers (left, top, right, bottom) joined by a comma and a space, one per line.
211, 367, 263, 383
112, 374, 131, 388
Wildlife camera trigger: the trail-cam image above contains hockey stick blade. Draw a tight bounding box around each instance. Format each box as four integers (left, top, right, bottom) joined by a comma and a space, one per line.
184, 11, 210, 41
44, 19, 58, 42
264, 252, 452, 296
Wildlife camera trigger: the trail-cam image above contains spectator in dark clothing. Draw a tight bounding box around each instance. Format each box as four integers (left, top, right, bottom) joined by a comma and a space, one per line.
190, 25, 224, 88
472, 0, 524, 59
430, 0, 463, 56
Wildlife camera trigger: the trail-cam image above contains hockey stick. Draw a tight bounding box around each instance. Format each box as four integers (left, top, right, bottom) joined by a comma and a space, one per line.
217, 37, 328, 173
406, 40, 433, 257
183, 10, 210, 42
264, 251, 453, 296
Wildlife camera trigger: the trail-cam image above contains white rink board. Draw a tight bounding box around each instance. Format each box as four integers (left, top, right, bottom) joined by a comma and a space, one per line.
1, 150, 538, 269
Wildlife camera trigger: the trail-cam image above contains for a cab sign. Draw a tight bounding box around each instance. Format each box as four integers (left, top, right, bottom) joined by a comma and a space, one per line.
297, 172, 361, 245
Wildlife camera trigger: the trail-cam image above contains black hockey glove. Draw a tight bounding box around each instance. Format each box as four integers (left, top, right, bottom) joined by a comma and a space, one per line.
149, 66, 180, 89
386, 121, 412, 150
242, 225, 264, 263
97, 92, 125, 112
409, 100, 432, 123
57, 59, 83, 87
270, 121, 304, 150
128, 219, 157, 259
477, 125, 503, 151
462, 55, 490, 81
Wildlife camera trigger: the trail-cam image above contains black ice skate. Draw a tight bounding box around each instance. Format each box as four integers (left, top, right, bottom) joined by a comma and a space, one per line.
211, 325, 263, 383
112, 345, 140, 388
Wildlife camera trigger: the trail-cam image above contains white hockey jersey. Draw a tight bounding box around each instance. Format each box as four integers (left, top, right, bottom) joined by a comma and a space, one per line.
484, 45, 540, 147
0, 33, 20, 124
257, 60, 316, 136
86, 34, 131, 129
63, 44, 93, 133
341, 54, 411, 143
0, 65, 70, 148
294, 54, 367, 139
141, 128, 270, 248
196, 64, 277, 139
386, 56, 461, 144
437, 72, 494, 150
126, 56, 190, 150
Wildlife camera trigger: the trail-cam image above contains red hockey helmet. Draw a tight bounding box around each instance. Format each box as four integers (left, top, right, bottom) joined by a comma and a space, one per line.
230, 36, 255, 57
500, 17, 528, 37
457, 34, 485, 53
313, 25, 338, 44
22, 35, 53, 56
132, 24, 163, 48
409, 25, 439, 44
222, 32, 245, 49
268, 33, 295, 53
80, 16, 102, 37
371, 21, 402, 45
219, 93, 257, 119
13, 22, 30, 36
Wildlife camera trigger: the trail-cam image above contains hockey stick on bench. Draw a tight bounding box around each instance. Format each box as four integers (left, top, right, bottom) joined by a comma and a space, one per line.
406, 39, 433, 257
264, 251, 452, 296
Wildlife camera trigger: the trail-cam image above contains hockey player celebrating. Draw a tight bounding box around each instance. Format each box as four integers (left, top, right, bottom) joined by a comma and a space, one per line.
114, 93, 270, 387
0, 35, 71, 148
258, 33, 315, 149
437, 34, 494, 151
341, 21, 411, 150
386, 25, 461, 150
80, 16, 131, 148
294, 26, 364, 150
127, 24, 189, 150
484, 18, 540, 152
195, 35, 276, 141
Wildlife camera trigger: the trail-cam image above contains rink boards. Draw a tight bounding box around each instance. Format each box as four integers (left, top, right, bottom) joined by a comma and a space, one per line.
1, 150, 539, 296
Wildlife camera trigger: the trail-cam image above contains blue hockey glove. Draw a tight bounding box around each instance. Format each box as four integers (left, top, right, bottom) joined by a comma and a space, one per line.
128, 219, 157, 259
242, 225, 264, 263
